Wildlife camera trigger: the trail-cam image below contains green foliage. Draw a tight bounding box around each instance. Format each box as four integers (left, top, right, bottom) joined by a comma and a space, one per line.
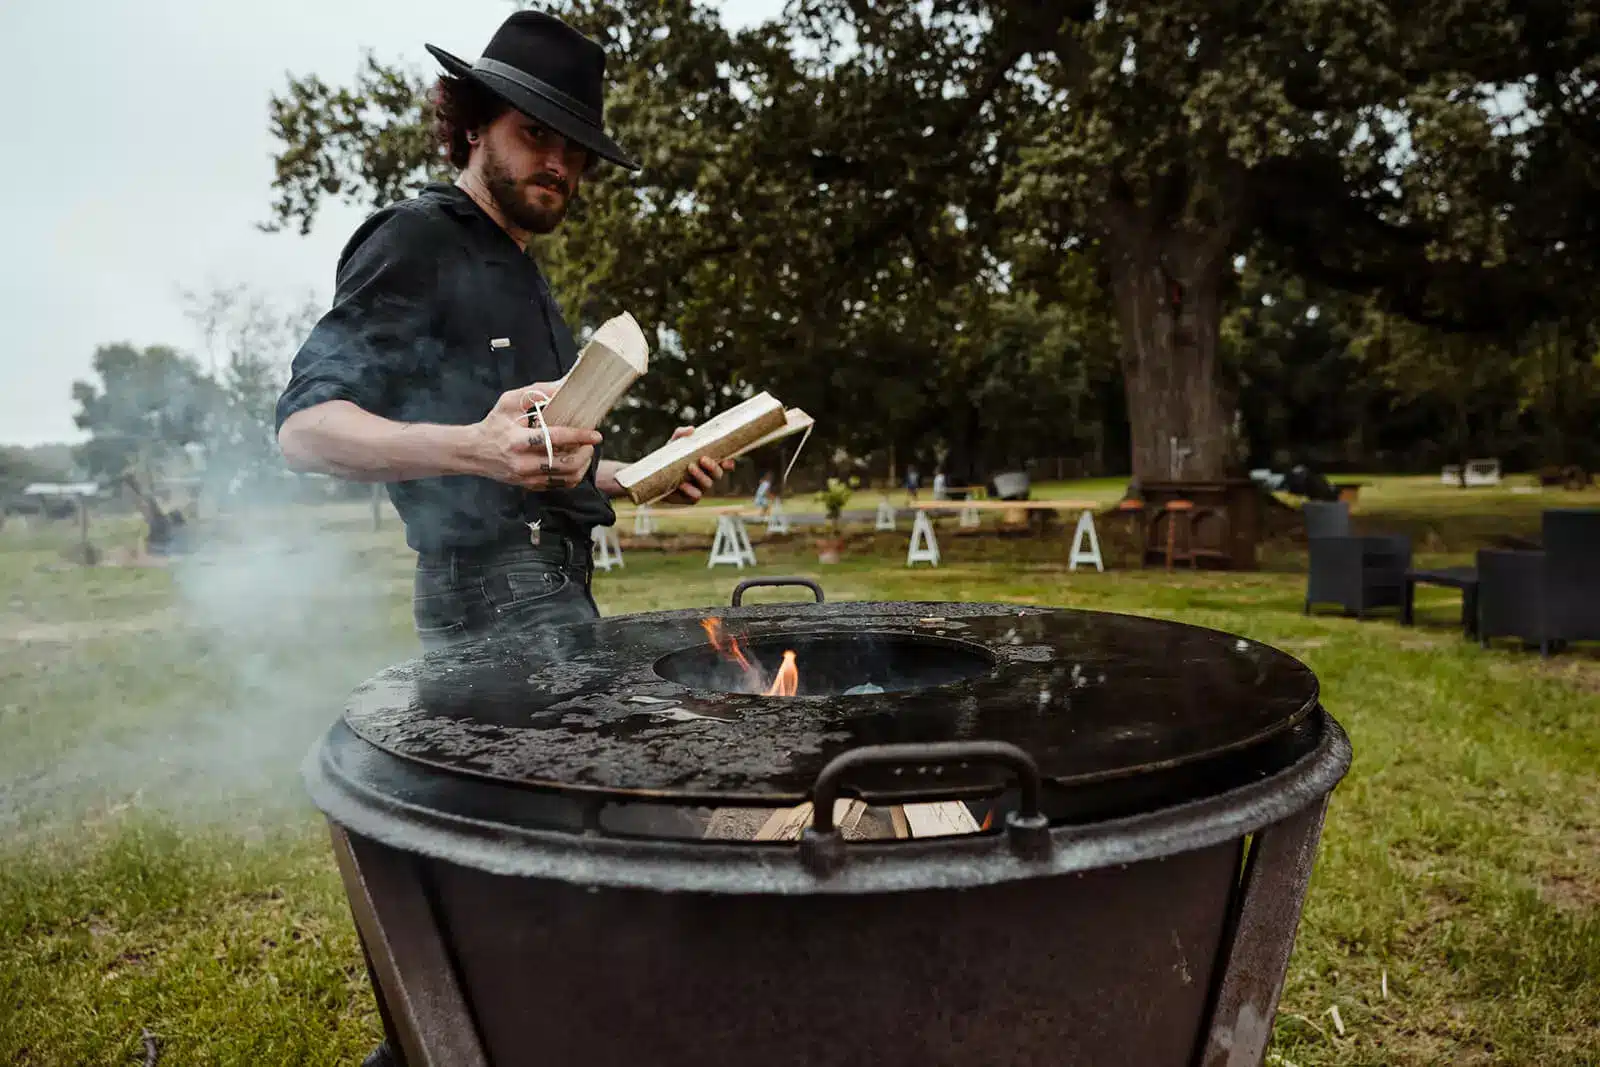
1351, 308, 1600, 471
263, 54, 443, 238
70, 345, 219, 484
257, 1, 1600, 479
814, 475, 857, 525
0, 451, 48, 502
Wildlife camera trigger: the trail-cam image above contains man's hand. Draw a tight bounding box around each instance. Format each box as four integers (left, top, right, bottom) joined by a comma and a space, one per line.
661, 425, 736, 505
469, 384, 601, 491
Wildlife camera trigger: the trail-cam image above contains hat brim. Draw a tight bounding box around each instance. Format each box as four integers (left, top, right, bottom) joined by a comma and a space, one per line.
425, 44, 640, 172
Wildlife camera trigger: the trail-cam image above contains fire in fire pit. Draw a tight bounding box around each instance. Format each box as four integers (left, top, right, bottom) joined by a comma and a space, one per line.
665, 617, 996, 697
695, 617, 798, 695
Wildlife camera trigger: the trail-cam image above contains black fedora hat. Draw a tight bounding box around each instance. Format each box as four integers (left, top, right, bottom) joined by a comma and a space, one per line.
426, 11, 639, 172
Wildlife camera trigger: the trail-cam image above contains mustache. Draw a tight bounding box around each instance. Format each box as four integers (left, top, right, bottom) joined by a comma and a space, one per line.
528, 173, 570, 197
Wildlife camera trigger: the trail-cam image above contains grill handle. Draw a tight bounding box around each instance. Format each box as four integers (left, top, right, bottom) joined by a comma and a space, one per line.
799, 741, 1050, 874
730, 577, 825, 607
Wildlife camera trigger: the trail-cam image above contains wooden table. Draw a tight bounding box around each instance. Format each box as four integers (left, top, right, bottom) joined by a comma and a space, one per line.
938, 485, 989, 501
907, 499, 1102, 570
1403, 566, 1480, 637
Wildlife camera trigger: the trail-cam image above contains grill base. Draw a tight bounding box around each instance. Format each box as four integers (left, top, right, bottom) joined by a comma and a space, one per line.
331, 793, 1333, 1067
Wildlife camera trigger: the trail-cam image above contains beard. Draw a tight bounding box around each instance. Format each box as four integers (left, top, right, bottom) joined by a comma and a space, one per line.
481, 140, 571, 235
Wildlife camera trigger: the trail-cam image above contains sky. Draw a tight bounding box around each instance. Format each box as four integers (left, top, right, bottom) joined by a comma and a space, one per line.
0, 0, 784, 448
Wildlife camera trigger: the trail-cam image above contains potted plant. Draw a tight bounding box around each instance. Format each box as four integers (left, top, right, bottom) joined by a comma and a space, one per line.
814, 476, 857, 564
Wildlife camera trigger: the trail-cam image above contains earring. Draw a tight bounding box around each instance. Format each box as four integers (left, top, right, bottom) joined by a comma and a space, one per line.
466, 131, 479, 144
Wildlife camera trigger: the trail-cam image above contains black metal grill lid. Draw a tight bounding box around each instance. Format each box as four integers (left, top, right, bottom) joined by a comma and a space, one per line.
342, 602, 1319, 805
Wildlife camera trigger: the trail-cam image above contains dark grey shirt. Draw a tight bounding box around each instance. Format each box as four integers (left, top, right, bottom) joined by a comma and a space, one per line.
276, 182, 614, 554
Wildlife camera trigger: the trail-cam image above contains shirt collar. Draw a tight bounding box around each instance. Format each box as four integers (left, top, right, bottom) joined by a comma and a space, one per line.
423, 181, 483, 222
422, 182, 536, 267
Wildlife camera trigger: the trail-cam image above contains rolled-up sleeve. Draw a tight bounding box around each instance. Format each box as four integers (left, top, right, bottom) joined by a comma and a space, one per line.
275, 206, 444, 431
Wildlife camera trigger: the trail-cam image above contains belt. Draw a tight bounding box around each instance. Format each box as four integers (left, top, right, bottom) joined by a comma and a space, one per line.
418, 524, 594, 573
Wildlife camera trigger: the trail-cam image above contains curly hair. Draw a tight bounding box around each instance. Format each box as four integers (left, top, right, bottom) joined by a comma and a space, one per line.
428, 74, 511, 169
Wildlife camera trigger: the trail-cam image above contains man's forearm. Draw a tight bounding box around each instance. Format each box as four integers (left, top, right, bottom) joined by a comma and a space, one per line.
278, 400, 485, 483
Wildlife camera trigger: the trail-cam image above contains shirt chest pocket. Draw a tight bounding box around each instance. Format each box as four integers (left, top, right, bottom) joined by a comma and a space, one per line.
484, 321, 565, 393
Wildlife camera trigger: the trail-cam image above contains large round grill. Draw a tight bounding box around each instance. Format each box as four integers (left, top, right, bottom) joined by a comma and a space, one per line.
307, 581, 1350, 1067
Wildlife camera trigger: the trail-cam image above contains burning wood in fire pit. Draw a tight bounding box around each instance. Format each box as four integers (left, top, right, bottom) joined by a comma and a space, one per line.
700, 617, 798, 696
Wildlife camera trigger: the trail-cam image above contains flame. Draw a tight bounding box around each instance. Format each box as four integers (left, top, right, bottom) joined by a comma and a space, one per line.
702, 617, 801, 695
701, 617, 756, 673
979, 808, 994, 832
764, 650, 800, 696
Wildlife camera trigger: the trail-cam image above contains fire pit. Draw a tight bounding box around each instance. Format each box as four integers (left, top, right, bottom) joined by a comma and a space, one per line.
305, 579, 1351, 1067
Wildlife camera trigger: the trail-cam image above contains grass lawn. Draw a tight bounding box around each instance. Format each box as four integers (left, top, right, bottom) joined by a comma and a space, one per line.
2, 477, 1597, 1065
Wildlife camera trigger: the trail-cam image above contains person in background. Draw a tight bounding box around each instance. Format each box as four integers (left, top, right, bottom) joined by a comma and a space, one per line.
904, 465, 920, 502
753, 470, 774, 515
932, 469, 947, 501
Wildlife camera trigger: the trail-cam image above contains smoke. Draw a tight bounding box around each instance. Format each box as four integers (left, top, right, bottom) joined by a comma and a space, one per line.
0, 477, 415, 841
1, 275, 428, 838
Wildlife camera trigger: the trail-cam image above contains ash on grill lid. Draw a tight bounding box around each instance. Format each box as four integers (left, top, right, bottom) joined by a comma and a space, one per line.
342, 603, 1319, 806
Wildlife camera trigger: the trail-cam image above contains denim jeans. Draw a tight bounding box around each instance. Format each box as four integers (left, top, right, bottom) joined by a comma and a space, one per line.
411, 534, 599, 652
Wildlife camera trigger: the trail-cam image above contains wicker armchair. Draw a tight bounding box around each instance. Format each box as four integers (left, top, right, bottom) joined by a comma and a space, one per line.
1478, 509, 1600, 655
1303, 502, 1412, 618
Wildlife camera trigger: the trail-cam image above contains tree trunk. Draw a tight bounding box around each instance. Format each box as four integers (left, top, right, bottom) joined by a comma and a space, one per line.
1106, 231, 1233, 482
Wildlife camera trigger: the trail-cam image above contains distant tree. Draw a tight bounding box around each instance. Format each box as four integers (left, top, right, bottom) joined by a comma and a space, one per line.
989, 0, 1600, 480
182, 284, 321, 493
70, 344, 220, 485
1349, 311, 1526, 481
1221, 262, 1385, 471
0, 446, 60, 499
1504, 323, 1600, 473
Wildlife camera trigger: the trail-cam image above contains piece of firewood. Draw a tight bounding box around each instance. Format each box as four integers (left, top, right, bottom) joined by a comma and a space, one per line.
837, 800, 869, 835
538, 312, 649, 431
615, 393, 789, 504
901, 802, 981, 838
889, 806, 910, 839
754, 799, 866, 841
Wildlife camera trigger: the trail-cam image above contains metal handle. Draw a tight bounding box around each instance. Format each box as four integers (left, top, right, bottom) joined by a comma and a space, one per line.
731, 577, 825, 607
798, 740, 1050, 874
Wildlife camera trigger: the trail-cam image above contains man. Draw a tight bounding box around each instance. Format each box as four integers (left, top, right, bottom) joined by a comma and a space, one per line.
275, 11, 730, 654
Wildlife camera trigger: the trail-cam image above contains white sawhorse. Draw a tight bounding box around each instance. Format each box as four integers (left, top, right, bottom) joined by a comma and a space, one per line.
708, 513, 758, 568
907, 507, 1103, 571
592, 524, 624, 571
1067, 510, 1103, 572
632, 505, 657, 536
959, 502, 980, 528
906, 510, 941, 567
766, 499, 791, 534
875, 498, 897, 531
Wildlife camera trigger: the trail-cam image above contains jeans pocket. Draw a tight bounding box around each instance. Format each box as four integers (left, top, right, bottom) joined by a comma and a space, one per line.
413, 568, 472, 642
498, 564, 572, 610
415, 617, 469, 652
